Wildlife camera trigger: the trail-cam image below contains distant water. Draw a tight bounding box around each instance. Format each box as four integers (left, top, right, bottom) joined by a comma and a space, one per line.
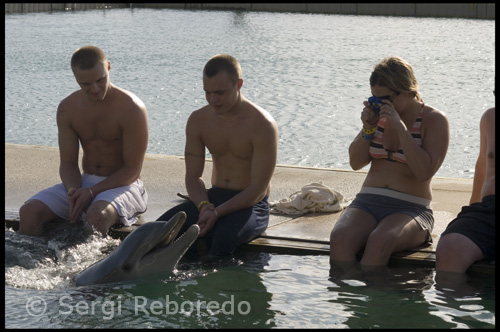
5, 8, 495, 178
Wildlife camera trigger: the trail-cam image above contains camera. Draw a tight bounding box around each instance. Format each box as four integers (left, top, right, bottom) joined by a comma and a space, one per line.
368, 96, 386, 114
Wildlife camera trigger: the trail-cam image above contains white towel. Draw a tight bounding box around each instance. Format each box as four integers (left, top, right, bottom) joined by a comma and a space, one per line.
270, 182, 350, 215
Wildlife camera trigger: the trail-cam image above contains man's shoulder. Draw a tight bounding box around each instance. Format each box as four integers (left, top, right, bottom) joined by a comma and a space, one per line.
245, 100, 277, 126
57, 90, 82, 112
483, 107, 495, 117
186, 106, 211, 131
479, 107, 495, 125
112, 85, 146, 110
190, 105, 212, 118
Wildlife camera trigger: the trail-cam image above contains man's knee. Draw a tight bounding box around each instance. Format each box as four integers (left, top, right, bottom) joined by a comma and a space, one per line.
157, 202, 197, 222
85, 201, 119, 236
19, 199, 57, 236
20, 199, 44, 218
436, 236, 460, 263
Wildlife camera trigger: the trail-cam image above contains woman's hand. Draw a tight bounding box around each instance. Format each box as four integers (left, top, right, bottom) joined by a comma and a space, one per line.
378, 99, 408, 133
361, 100, 379, 128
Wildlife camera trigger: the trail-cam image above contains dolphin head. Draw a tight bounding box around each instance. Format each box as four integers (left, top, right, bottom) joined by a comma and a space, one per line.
75, 211, 199, 286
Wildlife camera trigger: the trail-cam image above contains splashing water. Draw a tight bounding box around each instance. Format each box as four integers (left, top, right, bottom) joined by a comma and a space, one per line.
5, 225, 121, 290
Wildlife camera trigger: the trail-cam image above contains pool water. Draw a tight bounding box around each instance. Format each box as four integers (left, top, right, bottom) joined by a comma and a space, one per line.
4, 8, 495, 328
4, 227, 495, 328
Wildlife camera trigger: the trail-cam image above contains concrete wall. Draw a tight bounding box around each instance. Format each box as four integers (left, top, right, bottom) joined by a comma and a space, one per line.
133, 3, 495, 19
5, 3, 495, 20
4, 3, 129, 13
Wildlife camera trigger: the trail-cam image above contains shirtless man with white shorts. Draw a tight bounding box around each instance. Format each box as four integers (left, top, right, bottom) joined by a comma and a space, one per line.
19, 45, 149, 237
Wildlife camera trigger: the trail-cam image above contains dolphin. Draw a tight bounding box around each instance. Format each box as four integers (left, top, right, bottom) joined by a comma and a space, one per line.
75, 211, 199, 286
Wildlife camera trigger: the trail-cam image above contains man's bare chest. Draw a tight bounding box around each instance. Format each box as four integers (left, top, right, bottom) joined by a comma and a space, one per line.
72, 114, 122, 142
203, 128, 253, 160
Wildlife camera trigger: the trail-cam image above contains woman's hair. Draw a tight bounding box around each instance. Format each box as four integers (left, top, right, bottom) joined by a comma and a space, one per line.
370, 56, 421, 101
71, 45, 108, 71
203, 54, 242, 85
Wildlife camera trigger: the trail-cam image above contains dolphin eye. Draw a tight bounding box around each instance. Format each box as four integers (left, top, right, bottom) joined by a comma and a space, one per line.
122, 264, 132, 271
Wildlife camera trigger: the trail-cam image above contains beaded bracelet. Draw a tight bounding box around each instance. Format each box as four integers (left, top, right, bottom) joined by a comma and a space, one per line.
362, 126, 377, 135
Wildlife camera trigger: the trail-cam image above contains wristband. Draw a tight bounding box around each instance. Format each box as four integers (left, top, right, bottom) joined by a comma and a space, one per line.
198, 200, 210, 211
68, 187, 75, 194
363, 134, 374, 141
361, 130, 374, 141
362, 126, 377, 135
88, 188, 94, 200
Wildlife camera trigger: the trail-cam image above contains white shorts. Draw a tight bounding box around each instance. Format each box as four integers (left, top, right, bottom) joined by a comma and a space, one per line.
29, 173, 148, 226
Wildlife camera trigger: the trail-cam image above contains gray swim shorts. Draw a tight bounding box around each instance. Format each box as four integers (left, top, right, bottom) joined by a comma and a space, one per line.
347, 187, 434, 243
29, 173, 148, 226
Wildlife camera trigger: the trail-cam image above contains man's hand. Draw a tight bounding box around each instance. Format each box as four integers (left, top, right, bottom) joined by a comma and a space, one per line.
197, 204, 218, 237
68, 188, 93, 223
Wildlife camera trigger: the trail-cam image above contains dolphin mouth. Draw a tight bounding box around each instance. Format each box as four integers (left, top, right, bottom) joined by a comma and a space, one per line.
143, 215, 199, 262
157, 215, 185, 248
146, 215, 188, 257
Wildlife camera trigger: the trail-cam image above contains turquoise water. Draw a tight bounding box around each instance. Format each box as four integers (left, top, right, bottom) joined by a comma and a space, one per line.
4, 8, 495, 178
4, 8, 495, 329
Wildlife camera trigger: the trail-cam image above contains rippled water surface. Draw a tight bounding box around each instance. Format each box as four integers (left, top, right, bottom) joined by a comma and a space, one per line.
4, 8, 495, 178
4, 8, 495, 329
4, 226, 495, 329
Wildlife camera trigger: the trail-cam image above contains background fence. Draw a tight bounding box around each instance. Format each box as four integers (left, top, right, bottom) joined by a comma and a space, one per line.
5, 3, 495, 20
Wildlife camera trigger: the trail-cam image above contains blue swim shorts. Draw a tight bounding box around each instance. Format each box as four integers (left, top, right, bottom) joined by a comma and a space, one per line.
156, 186, 270, 256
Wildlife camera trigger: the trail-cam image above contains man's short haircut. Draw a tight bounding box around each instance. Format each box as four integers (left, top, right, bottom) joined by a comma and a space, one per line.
71, 45, 108, 71
203, 54, 242, 85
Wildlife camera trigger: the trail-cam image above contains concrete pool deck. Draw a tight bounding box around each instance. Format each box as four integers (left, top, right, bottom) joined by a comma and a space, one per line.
4, 143, 493, 274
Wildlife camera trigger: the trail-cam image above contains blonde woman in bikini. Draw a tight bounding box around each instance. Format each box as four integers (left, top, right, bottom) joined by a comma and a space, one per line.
330, 56, 449, 271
